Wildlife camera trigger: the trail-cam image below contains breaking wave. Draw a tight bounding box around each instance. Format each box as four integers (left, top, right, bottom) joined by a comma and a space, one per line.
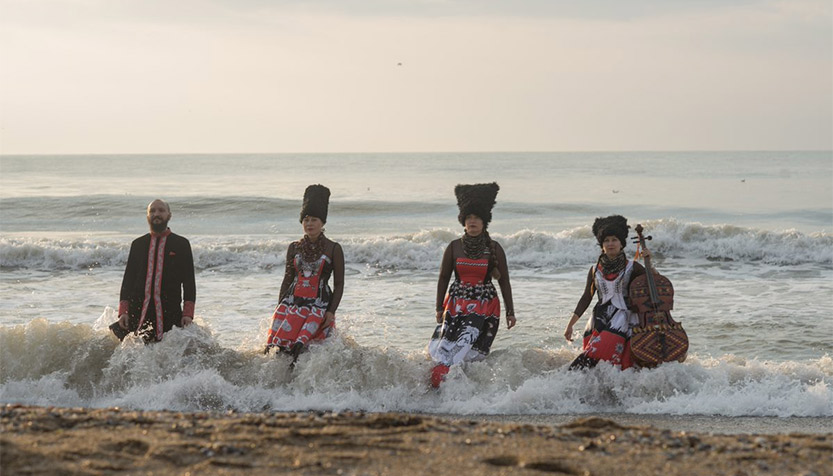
0, 319, 830, 417
2, 219, 831, 271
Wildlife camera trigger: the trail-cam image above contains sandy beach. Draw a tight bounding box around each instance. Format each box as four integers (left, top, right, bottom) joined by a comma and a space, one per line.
2, 405, 830, 475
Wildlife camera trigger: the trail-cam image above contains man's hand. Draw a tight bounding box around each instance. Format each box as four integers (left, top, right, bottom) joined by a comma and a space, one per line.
182, 315, 193, 327
118, 313, 129, 329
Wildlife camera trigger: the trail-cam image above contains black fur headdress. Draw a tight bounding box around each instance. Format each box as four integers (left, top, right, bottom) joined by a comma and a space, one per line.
299, 184, 330, 223
455, 182, 500, 226
592, 215, 629, 248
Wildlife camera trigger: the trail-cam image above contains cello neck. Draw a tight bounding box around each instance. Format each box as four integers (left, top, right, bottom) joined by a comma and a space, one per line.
644, 257, 661, 304
635, 224, 661, 306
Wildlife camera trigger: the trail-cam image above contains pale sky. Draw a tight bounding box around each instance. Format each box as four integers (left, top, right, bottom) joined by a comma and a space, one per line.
1, 0, 830, 154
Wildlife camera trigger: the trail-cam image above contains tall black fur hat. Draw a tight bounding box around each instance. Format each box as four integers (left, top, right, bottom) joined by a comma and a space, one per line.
299, 184, 330, 224
455, 182, 500, 226
592, 215, 629, 248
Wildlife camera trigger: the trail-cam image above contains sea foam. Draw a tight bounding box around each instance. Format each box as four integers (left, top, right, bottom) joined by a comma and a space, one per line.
2, 219, 831, 271
1, 319, 830, 417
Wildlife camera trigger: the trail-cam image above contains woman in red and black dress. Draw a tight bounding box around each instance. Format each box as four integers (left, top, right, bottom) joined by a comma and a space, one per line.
563, 215, 648, 370
428, 182, 516, 387
264, 184, 344, 362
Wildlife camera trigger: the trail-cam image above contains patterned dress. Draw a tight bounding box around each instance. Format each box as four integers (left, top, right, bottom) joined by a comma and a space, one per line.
428, 255, 501, 366
577, 260, 640, 369
265, 245, 336, 351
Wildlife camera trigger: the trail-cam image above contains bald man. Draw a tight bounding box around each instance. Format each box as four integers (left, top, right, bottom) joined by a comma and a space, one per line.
115, 199, 196, 342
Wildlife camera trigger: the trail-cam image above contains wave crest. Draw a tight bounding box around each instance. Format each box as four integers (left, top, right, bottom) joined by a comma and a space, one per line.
1, 219, 831, 271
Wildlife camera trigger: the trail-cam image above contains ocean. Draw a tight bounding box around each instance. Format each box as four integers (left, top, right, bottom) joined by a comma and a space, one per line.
1, 152, 831, 428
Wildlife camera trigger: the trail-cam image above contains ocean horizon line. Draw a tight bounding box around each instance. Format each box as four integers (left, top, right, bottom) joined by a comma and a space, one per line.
2, 149, 832, 157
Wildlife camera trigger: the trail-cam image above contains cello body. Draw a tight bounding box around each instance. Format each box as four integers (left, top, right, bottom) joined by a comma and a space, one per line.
628, 225, 688, 367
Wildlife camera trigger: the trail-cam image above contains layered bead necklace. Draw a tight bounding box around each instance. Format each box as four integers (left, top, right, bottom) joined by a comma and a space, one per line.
461, 232, 489, 260
298, 234, 326, 274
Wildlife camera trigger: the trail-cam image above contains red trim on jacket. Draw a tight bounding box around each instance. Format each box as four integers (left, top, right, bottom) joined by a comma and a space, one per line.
183, 301, 195, 318
137, 236, 157, 331
152, 234, 168, 340
136, 228, 172, 340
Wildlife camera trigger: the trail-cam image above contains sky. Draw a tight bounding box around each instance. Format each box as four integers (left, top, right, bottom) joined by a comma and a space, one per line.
0, 0, 831, 154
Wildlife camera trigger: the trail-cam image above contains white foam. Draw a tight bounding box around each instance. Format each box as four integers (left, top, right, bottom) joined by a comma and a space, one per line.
0, 374, 84, 407
2, 220, 831, 271
1, 319, 830, 417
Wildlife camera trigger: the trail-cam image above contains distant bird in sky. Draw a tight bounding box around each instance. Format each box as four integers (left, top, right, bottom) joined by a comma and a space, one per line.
612, 189, 620, 194
397, 62, 402, 66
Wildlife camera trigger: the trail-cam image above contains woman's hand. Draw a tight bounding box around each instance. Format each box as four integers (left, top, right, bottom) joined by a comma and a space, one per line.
435, 311, 444, 324
564, 323, 574, 342
506, 315, 516, 329
323, 311, 335, 329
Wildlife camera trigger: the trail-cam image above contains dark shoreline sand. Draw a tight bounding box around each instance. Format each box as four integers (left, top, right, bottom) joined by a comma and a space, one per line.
2, 405, 831, 475
450, 414, 833, 435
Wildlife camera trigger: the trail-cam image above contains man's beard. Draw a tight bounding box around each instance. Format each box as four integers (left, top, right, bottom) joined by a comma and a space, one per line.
149, 218, 169, 233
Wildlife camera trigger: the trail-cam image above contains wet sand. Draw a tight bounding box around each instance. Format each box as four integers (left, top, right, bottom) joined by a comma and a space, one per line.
2, 405, 831, 475
452, 414, 833, 435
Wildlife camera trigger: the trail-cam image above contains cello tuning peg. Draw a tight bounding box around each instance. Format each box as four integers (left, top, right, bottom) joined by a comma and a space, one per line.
645, 235, 653, 241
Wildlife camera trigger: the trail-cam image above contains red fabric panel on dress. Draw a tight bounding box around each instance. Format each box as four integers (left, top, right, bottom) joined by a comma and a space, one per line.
430, 364, 449, 388
582, 330, 633, 369
293, 258, 324, 298
456, 258, 488, 284
266, 304, 329, 348
443, 294, 501, 318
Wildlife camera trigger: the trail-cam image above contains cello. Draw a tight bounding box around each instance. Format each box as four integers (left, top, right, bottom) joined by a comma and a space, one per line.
628, 224, 688, 367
